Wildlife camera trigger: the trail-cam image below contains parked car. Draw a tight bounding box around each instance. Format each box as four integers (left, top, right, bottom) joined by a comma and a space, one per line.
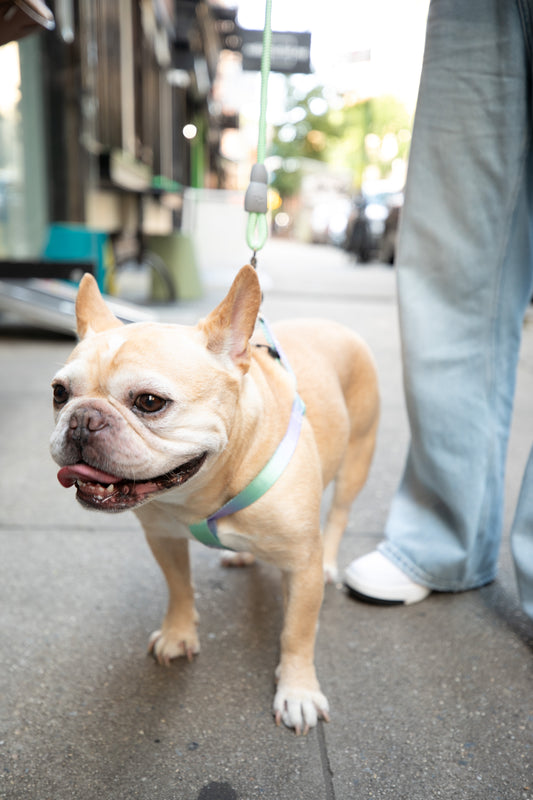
344, 186, 403, 264
310, 196, 352, 246
379, 204, 401, 265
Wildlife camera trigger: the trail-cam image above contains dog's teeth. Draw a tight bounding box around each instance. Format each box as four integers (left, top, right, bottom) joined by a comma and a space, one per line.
75, 480, 116, 496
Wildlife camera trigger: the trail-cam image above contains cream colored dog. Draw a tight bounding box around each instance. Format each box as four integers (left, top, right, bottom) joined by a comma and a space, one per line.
50, 265, 379, 734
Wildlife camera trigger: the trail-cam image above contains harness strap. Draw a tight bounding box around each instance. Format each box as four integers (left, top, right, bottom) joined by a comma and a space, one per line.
189, 393, 305, 549
258, 315, 295, 379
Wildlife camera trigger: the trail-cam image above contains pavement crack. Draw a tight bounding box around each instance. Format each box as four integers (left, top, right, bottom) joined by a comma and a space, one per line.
317, 719, 336, 800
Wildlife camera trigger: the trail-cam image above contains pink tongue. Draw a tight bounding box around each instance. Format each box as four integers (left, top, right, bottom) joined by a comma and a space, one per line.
57, 464, 122, 488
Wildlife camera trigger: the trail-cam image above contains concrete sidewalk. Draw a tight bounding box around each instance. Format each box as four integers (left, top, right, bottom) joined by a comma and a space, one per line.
1, 240, 532, 799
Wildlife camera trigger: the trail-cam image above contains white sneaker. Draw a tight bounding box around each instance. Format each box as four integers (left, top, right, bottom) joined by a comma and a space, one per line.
344, 550, 431, 605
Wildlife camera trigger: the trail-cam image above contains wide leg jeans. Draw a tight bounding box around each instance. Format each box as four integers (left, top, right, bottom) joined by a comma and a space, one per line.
381, 0, 533, 617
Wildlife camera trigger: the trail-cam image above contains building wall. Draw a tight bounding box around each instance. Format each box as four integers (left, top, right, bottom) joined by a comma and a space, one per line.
0, 0, 223, 260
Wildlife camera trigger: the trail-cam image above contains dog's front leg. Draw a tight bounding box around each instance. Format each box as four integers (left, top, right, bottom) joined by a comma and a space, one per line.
274, 551, 329, 734
143, 532, 200, 665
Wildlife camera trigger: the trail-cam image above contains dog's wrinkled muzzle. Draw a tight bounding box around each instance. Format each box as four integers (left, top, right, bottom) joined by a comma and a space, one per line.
67, 406, 108, 444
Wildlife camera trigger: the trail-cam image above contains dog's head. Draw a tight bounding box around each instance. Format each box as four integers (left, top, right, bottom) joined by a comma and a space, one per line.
49, 265, 261, 512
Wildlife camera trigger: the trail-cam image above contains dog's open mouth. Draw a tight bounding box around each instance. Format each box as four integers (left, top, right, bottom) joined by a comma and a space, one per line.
56, 453, 208, 512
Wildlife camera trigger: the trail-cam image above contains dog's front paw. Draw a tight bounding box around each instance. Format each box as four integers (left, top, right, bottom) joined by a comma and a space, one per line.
148, 627, 200, 666
273, 684, 330, 734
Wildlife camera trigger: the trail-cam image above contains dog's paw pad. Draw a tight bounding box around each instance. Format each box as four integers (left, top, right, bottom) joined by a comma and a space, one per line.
323, 562, 339, 584
148, 629, 200, 665
220, 551, 255, 568
273, 686, 330, 734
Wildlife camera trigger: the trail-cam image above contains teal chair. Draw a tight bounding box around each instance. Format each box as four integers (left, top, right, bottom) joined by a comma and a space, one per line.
43, 224, 110, 291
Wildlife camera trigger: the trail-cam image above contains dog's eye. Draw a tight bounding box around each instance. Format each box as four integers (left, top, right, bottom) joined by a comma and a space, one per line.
53, 383, 69, 406
134, 394, 167, 413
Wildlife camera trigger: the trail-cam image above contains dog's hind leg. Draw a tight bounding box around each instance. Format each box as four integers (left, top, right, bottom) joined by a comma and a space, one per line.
220, 551, 255, 567
322, 409, 379, 583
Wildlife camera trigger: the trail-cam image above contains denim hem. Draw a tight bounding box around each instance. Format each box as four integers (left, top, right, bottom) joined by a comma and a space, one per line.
379, 541, 497, 593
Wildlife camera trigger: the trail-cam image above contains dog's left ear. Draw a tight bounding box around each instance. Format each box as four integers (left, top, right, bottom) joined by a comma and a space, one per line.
199, 265, 261, 372
75, 273, 124, 339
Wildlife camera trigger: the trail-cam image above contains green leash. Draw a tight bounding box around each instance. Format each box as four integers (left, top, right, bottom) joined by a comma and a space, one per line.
245, 0, 272, 256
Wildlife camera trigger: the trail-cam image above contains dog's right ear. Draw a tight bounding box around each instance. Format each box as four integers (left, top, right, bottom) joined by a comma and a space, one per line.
75, 274, 123, 339
198, 265, 261, 373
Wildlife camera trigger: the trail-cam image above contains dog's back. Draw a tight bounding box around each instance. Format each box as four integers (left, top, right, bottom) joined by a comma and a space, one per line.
272, 318, 380, 581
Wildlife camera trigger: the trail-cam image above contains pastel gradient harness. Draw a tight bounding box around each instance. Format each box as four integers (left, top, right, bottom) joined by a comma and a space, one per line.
189, 317, 305, 550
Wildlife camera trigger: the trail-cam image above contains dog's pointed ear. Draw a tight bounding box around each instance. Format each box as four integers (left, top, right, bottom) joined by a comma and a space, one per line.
199, 265, 261, 372
75, 273, 124, 339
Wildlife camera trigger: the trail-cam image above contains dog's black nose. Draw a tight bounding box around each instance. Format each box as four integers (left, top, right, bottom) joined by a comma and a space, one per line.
68, 407, 108, 443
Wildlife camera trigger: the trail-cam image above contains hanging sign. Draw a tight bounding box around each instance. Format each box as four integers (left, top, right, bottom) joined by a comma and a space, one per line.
240, 29, 311, 74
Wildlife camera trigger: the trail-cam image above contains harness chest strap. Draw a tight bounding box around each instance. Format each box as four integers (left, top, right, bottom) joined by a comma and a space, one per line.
189, 392, 305, 549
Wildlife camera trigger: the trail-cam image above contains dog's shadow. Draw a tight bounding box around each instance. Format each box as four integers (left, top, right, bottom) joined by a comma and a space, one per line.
117, 545, 285, 694
41, 549, 290, 783
192, 548, 285, 665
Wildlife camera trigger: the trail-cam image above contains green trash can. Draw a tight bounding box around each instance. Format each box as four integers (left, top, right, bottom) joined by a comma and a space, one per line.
147, 233, 203, 301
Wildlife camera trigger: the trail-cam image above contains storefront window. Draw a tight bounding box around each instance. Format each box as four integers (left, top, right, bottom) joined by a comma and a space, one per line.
0, 38, 48, 258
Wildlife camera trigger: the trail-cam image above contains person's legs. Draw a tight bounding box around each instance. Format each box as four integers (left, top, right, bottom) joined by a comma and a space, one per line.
347, 0, 533, 599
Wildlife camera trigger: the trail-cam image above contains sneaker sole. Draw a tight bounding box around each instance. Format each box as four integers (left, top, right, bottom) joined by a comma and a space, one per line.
344, 584, 404, 606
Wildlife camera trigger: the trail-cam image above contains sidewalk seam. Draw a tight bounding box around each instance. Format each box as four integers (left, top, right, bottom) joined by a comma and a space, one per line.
316, 719, 336, 800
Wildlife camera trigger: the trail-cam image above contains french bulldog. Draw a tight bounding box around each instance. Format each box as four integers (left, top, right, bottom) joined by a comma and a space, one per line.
50, 265, 379, 734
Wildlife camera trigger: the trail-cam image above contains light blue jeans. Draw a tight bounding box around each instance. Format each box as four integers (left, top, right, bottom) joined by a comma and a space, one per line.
381, 0, 533, 618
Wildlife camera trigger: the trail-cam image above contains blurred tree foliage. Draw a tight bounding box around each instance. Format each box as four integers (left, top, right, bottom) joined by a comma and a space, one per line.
269, 83, 412, 200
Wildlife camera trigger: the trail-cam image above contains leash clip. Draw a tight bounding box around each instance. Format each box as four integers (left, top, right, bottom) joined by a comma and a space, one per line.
244, 164, 268, 213
245, 164, 269, 252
